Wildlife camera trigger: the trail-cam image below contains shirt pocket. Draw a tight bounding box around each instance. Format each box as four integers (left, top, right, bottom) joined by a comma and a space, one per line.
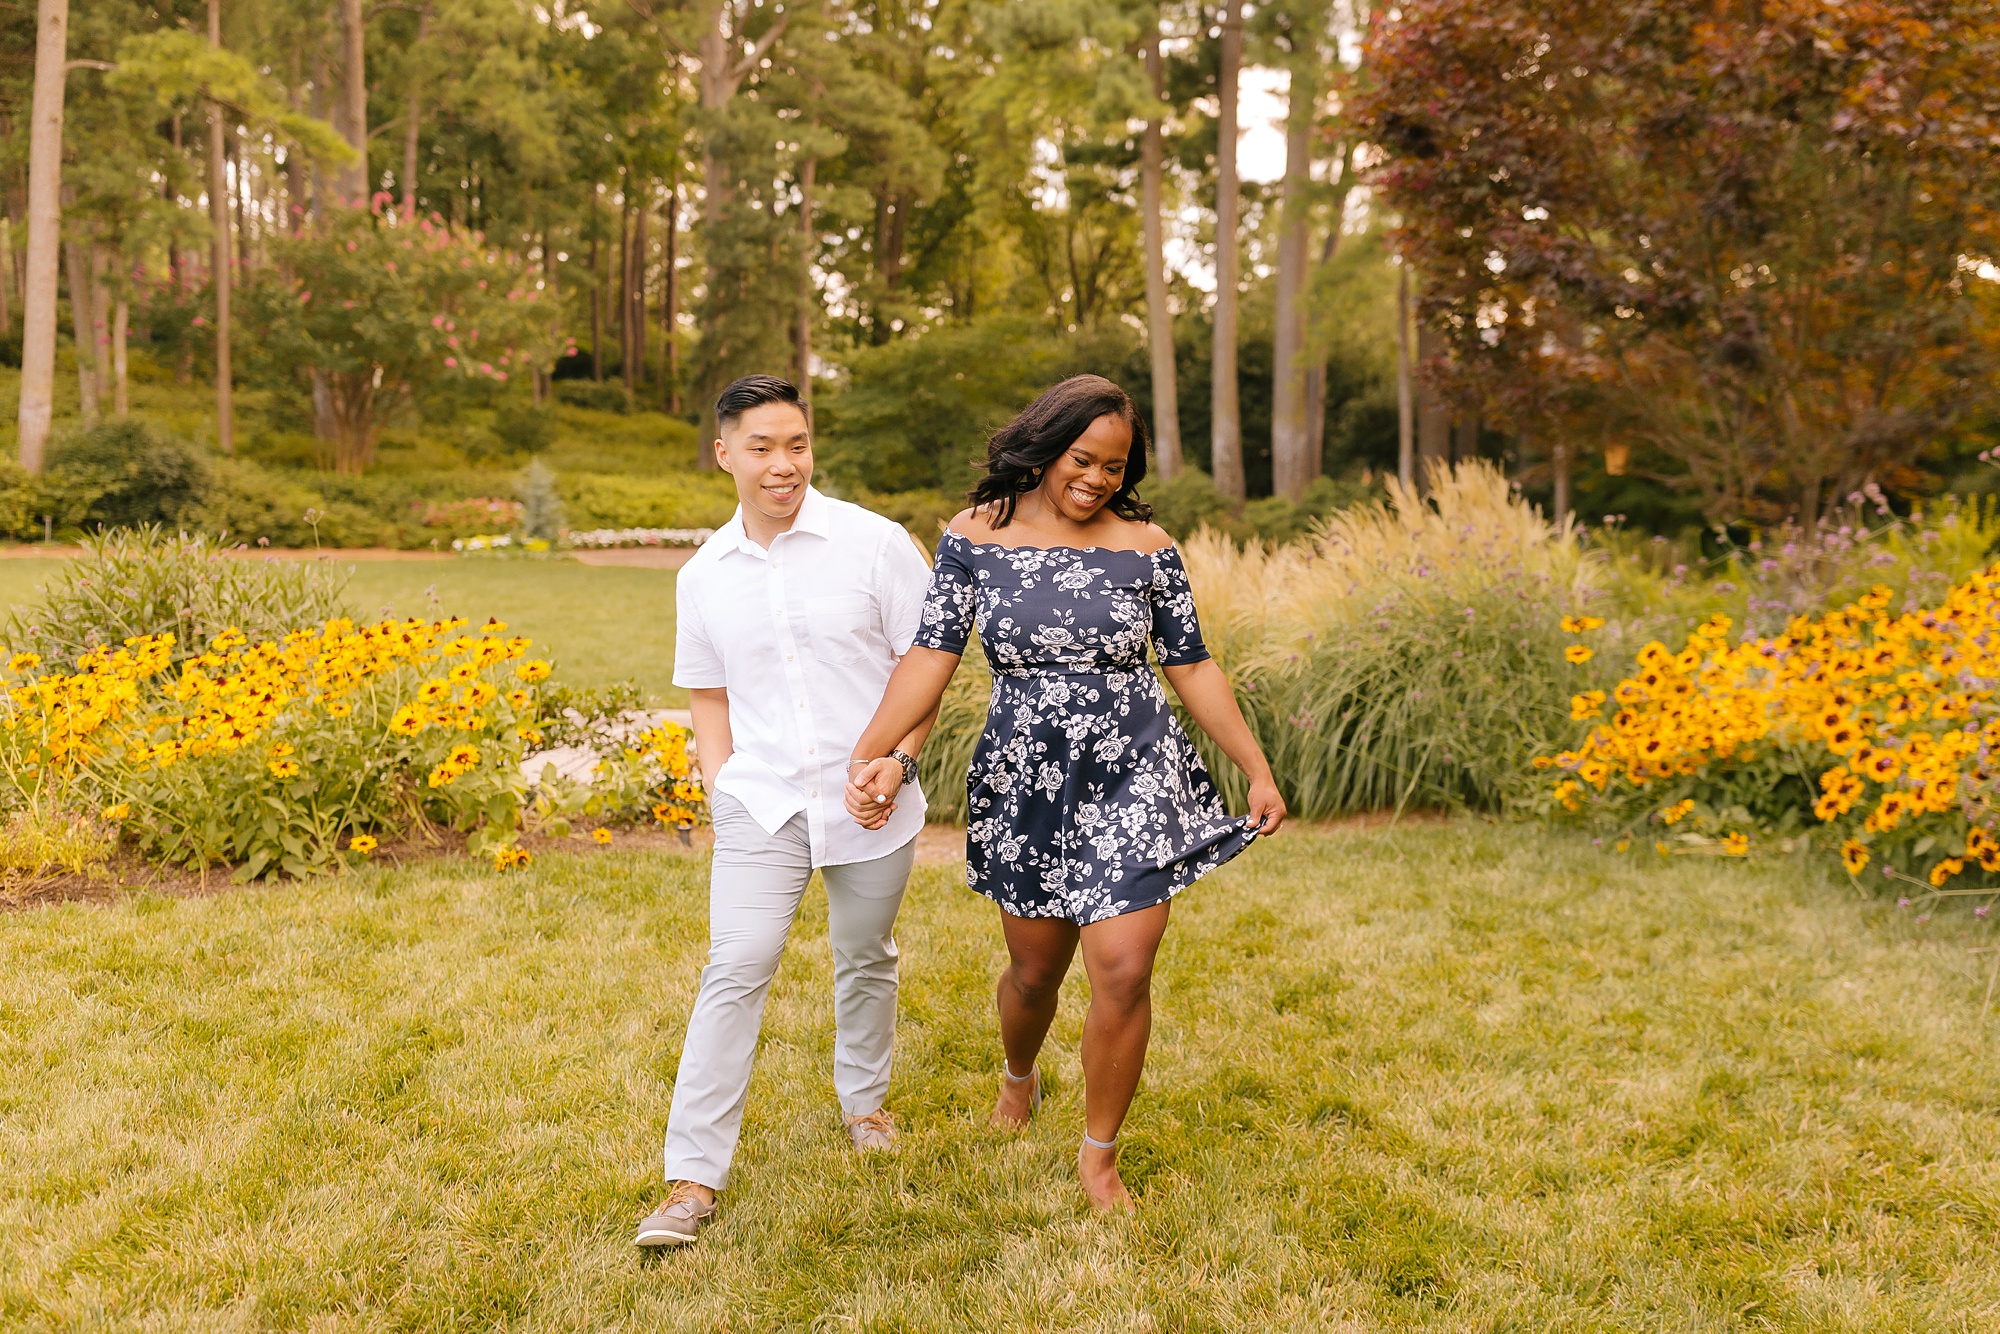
807, 593, 877, 666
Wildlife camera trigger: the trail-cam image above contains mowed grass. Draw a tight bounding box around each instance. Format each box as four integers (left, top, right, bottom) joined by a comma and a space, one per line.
3, 823, 1998, 1330
0, 557, 682, 704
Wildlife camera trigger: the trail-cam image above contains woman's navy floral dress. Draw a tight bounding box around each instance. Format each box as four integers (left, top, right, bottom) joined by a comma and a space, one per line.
914, 530, 1259, 924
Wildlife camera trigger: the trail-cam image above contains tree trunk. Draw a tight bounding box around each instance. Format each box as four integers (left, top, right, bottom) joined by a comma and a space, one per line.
1209, 0, 1244, 501
620, 188, 635, 392
795, 158, 814, 402
1552, 437, 1570, 524
1415, 320, 1448, 487
1270, 71, 1316, 503
1302, 213, 1344, 477
63, 235, 97, 420
207, 1, 235, 455
340, 0, 368, 205
88, 242, 111, 409
15, 0, 68, 474
1453, 414, 1477, 463
1395, 264, 1414, 490
632, 191, 648, 389
112, 294, 128, 417
0, 213, 12, 338
401, 9, 428, 219
664, 184, 679, 412
312, 371, 336, 447
590, 188, 602, 380
1140, 25, 1180, 479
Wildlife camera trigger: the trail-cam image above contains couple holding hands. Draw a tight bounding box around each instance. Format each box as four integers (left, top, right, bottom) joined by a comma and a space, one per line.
636, 372, 1286, 1247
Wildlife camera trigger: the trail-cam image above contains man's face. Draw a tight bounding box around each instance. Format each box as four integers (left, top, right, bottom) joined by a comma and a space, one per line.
716, 402, 814, 523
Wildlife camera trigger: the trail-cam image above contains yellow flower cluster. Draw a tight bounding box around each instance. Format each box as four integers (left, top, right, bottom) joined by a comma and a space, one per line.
1544, 568, 2000, 884
2, 635, 172, 773
638, 723, 705, 828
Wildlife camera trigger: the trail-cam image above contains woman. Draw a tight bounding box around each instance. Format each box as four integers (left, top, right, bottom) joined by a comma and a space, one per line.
844, 374, 1285, 1211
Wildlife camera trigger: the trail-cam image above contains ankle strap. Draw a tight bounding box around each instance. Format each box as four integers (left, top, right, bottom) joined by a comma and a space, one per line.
1002, 1062, 1036, 1083
1081, 1130, 1119, 1150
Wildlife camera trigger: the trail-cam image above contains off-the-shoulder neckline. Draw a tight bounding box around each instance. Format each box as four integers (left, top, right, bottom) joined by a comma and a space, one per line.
941, 529, 1175, 558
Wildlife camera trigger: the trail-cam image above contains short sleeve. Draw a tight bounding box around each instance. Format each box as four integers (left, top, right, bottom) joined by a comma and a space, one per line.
1148, 545, 1211, 666
877, 526, 935, 657
672, 576, 728, 689
911, 532, 977, 655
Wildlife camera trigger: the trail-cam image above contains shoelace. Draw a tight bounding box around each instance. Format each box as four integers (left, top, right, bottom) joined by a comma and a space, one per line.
848, 1109, 896, 1135
658, 1181, 704, 1213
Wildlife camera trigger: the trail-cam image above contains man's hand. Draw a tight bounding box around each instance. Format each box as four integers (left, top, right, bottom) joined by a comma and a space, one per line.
844, 756, 904, 829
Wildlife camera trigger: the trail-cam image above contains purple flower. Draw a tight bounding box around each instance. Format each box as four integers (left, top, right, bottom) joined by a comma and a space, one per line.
1898, 897, 1912, 907
1976, 905, 1991, 920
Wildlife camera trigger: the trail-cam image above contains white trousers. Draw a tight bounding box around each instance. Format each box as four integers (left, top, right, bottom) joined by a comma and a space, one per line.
662, 793, 916, 1190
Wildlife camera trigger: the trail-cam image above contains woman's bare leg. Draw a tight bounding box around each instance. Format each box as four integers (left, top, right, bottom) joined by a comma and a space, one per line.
1075, 900, 1171, 1210
993, 911, 1078, 1125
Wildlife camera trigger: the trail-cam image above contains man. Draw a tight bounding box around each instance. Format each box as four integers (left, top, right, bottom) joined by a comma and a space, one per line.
636, 374, 936, 1247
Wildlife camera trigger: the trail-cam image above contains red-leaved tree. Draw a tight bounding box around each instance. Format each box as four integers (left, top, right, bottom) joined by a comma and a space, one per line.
1358, 0, 2000, 523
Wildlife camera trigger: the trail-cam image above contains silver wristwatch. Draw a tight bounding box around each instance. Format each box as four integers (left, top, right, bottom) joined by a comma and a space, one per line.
887, 748, 918, 786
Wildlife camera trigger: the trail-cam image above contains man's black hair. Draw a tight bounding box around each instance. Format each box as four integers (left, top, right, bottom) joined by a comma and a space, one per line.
715, 375, 810, 433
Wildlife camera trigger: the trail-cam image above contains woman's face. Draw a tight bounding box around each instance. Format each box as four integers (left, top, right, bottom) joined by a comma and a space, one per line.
1038, 413, 1134, 524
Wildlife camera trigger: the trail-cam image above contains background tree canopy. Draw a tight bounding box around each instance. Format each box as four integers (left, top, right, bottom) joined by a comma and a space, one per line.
1, 0, 1994, 532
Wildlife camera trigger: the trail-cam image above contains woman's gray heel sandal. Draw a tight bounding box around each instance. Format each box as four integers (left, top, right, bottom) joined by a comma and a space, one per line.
1081, 1130, 1118, 1151
996, 1062, 1042, 1125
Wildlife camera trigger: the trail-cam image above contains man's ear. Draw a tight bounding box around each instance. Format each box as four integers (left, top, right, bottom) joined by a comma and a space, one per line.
713, 439, 730, 472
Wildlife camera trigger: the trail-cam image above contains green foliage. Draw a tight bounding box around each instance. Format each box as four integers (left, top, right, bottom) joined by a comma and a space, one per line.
819, 316, 1075, 495
552, 381, 634, 415
491, 403, 559, 455
2, 527, 350, 669
558, 472, 739, 530
1147, 468, 1386, 544
41, 421, 213, 532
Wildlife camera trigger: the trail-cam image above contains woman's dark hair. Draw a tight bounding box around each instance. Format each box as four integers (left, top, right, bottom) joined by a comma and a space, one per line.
970, 374, 1152, 527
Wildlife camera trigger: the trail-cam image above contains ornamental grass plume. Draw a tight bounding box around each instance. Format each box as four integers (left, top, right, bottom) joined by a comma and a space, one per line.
1178, 460, 1599, 817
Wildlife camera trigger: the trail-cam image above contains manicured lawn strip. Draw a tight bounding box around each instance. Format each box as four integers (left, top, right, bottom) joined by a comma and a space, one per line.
3, 823, 1997, 1329
0, 557, 682, 704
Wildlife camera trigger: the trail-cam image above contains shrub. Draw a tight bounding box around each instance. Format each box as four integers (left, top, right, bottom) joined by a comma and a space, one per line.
199, 457, 390, 548
493, 402, 559, 453
561, 472, 739, 529
0, 459, 41, 540
554, 381, 634, 414
3, 527, 350, 669
42, 421, 213, 532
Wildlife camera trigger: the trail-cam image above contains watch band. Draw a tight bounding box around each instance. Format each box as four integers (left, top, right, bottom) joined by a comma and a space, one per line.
887, 748, 918, 786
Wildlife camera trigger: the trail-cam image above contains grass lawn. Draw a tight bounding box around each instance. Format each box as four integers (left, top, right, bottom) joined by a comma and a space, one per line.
0, 557, 683, 705
4, 822, 1998, 1329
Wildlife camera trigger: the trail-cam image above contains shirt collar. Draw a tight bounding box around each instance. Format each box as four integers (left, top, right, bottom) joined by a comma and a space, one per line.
721, 485, 831, 557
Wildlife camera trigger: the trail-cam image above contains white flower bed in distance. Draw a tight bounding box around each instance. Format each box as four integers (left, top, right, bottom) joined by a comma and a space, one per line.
566, 527, 714, 549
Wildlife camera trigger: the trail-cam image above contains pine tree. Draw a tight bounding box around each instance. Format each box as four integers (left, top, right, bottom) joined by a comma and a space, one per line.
517, 458, 565, 544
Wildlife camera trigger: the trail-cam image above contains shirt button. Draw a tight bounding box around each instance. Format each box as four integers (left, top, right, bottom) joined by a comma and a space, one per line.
809, 789, 818, 798
786, 654, 794, 662
807, 747, 815, 755
797, 700, 805, 708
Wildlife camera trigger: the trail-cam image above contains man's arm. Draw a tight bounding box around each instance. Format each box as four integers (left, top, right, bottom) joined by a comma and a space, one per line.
687, 688, 733, 795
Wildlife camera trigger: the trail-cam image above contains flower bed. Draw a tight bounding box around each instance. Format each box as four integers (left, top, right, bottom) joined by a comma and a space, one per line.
563, 527, 714, 549
0, 619, 704, 882
1540, 566, 2000, 912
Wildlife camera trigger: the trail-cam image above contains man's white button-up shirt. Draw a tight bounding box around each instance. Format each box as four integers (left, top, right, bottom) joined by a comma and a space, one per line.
673, 486, 933, 866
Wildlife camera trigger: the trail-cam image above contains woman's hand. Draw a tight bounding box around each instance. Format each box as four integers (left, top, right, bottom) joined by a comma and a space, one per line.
1246, 776, 1286, 836
844, 757, 903, 829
